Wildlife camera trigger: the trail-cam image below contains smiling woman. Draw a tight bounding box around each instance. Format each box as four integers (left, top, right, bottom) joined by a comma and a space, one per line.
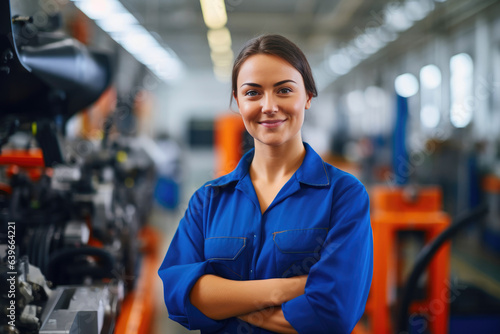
158, 34, 373, 334
235, 54, 311, 149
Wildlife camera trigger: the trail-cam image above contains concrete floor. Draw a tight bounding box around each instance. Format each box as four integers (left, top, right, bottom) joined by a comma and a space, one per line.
148, 148, 213, 334
150, 206, 198, 334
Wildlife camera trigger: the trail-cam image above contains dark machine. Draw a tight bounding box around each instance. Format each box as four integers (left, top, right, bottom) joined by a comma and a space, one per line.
0, 1, 156, 333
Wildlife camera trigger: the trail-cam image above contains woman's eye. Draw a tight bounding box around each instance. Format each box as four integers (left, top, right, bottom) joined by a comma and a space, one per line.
278, 87, 292, 94
244, 90, 258, 97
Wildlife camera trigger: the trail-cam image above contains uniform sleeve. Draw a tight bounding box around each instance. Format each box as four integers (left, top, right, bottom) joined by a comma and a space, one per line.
158, 187, 227, 331
282, 182, 373, 334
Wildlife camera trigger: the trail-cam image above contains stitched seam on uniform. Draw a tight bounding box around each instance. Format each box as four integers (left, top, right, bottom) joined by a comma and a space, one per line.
205, 237, 247, 260
321, 161, 330, 185
273, 227, 329, 235
206, 180, 238, 187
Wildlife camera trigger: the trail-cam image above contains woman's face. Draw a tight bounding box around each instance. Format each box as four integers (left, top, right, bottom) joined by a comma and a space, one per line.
234, 54, 312, 148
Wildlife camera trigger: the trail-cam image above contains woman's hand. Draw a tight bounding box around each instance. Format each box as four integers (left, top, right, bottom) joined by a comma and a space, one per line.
189, 274, 308, 320
238, 306, 298, 333
235, 276, 306, 333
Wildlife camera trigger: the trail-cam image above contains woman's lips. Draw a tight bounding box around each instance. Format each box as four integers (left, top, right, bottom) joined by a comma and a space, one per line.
259, 119, 286, 128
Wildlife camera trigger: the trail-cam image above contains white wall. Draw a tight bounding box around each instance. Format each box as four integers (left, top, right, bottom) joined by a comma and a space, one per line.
152, 70, 233, 141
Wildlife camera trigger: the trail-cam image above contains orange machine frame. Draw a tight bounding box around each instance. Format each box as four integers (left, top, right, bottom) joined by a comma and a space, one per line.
0, 148, 48, 191
115, 225, 160, 334
214, 113, 246, 177
354, 186, 450, 334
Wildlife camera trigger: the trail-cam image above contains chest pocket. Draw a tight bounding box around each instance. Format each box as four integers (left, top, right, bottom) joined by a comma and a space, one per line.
273, 228, 328, 278
204, 237, 247, 280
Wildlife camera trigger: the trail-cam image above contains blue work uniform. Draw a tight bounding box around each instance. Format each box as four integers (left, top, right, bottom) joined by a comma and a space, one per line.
158, 142, 373, 334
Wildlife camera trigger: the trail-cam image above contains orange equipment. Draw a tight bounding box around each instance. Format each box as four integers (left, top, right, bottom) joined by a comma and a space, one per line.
0, 148, 45, 167
0, 148, 49, 187
354, 185, 451, 334
214, 113, 246, 177
115, 225, 161, 334
482, 174, 500, 193
481, 174, 500, 254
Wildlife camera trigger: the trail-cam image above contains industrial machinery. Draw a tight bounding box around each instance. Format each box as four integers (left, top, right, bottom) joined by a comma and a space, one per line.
0, 1, 157, 333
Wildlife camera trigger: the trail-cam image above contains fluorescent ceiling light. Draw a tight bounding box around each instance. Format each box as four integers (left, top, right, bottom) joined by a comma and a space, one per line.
385, 5, 413, 32
213, 64, 231, 82
200, 0, 227, 29
207, 28, 232, 52
346, 90, 365, 115
364, 86, 386, 108
420, 64, 442, 89
211, 50, 234, 67
200, 1, 232, 82
98, 12, 136, 33
329, 53, 352, 75
71, 0, 183, 82
450, 53, 474, 128
421, 105, 440, 128
404, 0, 434, 21
325, 0, 445, 84
395, 73, 419, 97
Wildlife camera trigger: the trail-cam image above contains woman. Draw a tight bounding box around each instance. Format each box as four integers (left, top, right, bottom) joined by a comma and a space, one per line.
158, 34, 373, 334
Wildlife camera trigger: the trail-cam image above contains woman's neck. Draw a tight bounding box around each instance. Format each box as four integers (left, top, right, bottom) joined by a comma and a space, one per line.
250, 136, 306, 184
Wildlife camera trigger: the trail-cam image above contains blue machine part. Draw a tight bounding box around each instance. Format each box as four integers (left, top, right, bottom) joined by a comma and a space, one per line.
154, 177, 180, 210
392, 94, 410, 185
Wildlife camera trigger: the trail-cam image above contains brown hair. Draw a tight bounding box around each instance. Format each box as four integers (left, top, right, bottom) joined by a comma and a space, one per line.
231, 34, 318, 102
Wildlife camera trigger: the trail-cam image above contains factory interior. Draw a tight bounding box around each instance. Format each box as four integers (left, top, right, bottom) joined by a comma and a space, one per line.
1, 0, 500, 333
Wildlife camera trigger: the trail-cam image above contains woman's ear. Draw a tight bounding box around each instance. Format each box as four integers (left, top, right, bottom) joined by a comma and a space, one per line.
305, 92, 313, 110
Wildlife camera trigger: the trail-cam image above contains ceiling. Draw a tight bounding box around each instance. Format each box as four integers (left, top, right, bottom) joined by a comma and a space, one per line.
118, 0, 391, 72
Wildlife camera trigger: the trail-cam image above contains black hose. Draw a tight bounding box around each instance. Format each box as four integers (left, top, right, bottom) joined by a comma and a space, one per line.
47, 246, 115, 283
396, 204, 489, 333
0, 119, 20, 152
37, 226, 48, 270
102, 115, 114, 149
8, 184, 23, 222
30, 225, 43, 267
41, 224, 55, 274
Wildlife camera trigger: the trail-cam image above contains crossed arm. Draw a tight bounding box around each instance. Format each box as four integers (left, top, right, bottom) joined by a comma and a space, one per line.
189, 274, 307, 333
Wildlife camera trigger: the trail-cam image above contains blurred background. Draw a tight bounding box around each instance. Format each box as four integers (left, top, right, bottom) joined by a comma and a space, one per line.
1, 0, 499, 333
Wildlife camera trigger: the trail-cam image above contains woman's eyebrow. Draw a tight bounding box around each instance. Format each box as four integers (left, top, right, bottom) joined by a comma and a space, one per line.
241, 82, 261, 88
240, 79, 297, 88
273, 79, 296, 87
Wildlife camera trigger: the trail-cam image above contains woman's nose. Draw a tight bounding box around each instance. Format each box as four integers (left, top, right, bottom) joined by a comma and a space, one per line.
261, 94, 278, 114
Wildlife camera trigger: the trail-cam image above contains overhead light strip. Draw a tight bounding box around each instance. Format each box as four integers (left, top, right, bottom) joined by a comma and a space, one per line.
324, 0, 446, 84
70, 0, 183, 82
200, 0, 227, 29
200, 0, 232, 82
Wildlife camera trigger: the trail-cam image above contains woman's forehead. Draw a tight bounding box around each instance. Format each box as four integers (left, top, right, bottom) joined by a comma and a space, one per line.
237, 54, 303, 85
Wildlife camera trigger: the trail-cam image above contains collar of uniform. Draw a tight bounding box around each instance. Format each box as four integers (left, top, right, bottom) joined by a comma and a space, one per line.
295, 142, 330, 187
206, 142, 329, 188
205, 149, 254, 187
